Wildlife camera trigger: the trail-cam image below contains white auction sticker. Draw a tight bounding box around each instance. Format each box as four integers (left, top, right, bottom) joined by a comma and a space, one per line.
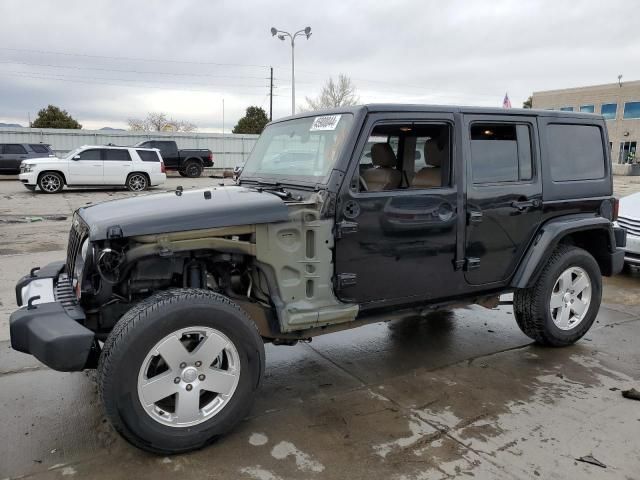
310, 115, 342, 131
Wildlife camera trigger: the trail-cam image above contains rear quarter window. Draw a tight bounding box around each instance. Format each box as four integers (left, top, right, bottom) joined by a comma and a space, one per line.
137, 150, 160, 162
547, 124, 605, 182
29, 144, 50, 154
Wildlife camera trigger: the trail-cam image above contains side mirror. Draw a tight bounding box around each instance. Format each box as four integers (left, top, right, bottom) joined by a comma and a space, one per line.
73, 155, 81, 160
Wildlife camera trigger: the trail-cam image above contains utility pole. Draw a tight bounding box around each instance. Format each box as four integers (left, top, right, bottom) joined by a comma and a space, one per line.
222, 98, 225, 169
269, 66, 273, 121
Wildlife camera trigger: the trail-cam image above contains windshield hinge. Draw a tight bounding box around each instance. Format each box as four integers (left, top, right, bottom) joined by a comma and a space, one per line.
336, 273, 357, 289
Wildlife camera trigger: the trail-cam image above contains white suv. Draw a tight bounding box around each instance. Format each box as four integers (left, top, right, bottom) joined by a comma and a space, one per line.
19, 145, 167, 193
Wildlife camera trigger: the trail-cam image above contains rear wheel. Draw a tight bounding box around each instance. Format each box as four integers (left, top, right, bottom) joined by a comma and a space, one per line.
126, 173, 148, 192
38, 172, 64, 193
514, 245, 602, 346
183, 160, 203, 178
98, 289, 265, 454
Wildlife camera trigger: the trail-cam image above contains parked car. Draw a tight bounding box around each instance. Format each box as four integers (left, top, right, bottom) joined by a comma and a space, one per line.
18, 145, 166, 193
134, 140, 213, 177
10, 105, 625, 454
615, 192, 640, 268
0, 143, 55, 174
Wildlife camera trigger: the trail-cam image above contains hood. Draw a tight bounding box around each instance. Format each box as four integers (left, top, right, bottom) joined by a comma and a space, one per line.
619, 192, 640, 220
23, 156, 60, 164
78, 185, 289, 240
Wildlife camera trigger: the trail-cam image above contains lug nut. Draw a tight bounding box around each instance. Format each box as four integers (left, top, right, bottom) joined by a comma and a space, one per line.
174, 377, 180, 384
195, 361, 202, 367
186, 384, 193, 391
198, 374, 205, 381
179, 362, 187, 369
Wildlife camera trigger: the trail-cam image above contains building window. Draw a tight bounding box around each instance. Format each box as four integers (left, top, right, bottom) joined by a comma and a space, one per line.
619, 141, 637, 164
559, 107, 574, 112
601, 103, 617, 120
579, 105, 595, 113
623, 102, 640, 119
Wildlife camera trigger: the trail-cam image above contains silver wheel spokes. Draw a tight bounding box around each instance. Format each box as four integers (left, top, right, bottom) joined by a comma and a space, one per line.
41, 175, 60, 192
137, 327, 240, 427
129, 175, 146, 191
550, 266, 592, 331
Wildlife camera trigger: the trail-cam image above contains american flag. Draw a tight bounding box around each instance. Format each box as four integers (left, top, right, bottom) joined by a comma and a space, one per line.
503, 92, 512, 109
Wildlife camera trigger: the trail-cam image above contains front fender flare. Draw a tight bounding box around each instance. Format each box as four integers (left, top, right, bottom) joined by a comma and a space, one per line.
511, 215, 616, 289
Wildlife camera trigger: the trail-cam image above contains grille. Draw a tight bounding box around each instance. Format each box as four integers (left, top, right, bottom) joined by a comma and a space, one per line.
66, 214, 89, 276
617, 216, 640, 237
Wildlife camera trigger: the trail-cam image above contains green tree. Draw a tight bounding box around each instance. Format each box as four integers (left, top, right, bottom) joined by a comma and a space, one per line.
522, 96, 533, 109
31, 105, 82, 129
232, 106, 269, 134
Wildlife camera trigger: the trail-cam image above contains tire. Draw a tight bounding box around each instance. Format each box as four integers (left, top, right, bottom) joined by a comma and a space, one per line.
37, 172, 64, 193
126, 173, 148, 192
514, 245, 602, 347
178, 171, 188, 177
183, 160, 203, 178
98, 289, 265, 454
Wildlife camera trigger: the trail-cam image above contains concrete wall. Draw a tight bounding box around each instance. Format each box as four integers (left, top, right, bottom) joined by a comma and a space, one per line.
532, 80, 640, 165
0, 127, 259, 170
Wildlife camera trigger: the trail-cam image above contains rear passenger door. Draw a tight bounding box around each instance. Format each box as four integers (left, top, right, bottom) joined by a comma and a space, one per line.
103, 149, 132, 184
463, 115, 542, 286
154, 141, 179, 168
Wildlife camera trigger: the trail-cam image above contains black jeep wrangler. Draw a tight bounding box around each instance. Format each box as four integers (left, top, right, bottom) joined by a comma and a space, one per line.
10, 105, 626, 454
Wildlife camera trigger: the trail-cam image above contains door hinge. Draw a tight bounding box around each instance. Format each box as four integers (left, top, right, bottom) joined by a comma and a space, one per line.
468, 211, 483, 225
454, 259, 466, 271
336, 220, 358, 239
465, 257, 481, 271
336, 273, 357, 289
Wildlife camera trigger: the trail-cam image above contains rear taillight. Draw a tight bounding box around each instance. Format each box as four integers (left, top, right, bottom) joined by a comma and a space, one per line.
612, 197, 619, 221
209, 152, 213, 162
160, 161, 166, 173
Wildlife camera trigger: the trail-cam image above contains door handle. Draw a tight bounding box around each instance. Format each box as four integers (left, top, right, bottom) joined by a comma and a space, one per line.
511, 199, 541, 211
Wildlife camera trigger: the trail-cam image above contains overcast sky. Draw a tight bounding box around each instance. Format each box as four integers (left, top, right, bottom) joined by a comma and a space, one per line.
1, 0, 639, 131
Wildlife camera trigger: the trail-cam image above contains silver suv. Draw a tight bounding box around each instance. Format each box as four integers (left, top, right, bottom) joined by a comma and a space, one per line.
0, 143, 55, 174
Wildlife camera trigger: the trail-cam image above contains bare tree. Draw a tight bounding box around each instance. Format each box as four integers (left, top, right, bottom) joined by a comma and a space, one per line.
304, 74, 360, 111
127, 112, 198, 132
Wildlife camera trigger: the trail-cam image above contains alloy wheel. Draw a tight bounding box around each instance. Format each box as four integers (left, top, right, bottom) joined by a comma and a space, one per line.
137, 326, 241, 427
40, 174, 61, 193
549, 266, 592, 331
128, 174, 147, 191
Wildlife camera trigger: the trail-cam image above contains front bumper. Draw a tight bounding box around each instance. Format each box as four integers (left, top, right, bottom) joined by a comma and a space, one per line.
10, 261, 96, 372
18, 171, 37, 185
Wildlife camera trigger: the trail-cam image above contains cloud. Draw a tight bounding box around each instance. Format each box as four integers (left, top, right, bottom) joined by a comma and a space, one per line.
0, 0, 638, 130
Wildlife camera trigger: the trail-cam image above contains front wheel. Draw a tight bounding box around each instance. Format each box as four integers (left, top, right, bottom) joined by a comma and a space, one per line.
514, 245, 602, 347
98, 289, 265, 454
38, 172, 64, 193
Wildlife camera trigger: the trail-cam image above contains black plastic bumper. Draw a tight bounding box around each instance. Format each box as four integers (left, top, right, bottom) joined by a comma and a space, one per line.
10, 262, 95, 372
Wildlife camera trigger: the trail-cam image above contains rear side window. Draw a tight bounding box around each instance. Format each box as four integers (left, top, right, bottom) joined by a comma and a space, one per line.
137, 149, 160, 162
470, 124, 533, 184
4, 144, 28, 154
547, 124, 605, 182
104, 149, 132, 161
29, 144, 50, 153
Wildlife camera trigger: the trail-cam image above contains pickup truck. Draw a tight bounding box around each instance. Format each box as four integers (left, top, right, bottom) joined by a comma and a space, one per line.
135, 140, 213, 177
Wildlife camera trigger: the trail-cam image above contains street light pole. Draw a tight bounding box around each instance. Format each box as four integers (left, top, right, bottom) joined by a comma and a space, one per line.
271, 26, 311, 116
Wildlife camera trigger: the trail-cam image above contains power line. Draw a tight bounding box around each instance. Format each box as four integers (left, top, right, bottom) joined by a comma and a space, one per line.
0, 47, 271, 69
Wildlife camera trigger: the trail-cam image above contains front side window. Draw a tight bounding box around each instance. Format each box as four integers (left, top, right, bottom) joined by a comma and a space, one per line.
104, 149, 131, 161
623, 102, 640, 119
4, 144, 28, 154
580, 105, 595, 113
76, 149, 102, 161
241, 114, 354, 183
470, 124, 533, 184
548, 124, 605, 181
601, 103, 617, 120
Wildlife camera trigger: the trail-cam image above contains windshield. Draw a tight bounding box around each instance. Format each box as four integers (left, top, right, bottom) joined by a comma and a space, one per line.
241, 113, 354, 183
63, 147, 83, 159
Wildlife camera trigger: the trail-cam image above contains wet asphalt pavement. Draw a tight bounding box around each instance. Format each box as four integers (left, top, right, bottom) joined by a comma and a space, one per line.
1, 175, 640, 479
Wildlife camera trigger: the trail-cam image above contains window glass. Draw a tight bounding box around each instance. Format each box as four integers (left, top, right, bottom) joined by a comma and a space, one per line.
104, 149, 131, 161
623, 102, 640, 119
470, 124, 533, 184
601, 103, 617, 120
29, 144, 50, 153
137, 150, 160, 162
548, 124, 605, 182
4, 144, 28, 154
579, 105, 595, 113
76, 149, 102, 161
559, 107, 574, 112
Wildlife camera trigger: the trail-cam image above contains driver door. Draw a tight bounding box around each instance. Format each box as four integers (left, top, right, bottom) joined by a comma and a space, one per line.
68, 148, 104, 185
